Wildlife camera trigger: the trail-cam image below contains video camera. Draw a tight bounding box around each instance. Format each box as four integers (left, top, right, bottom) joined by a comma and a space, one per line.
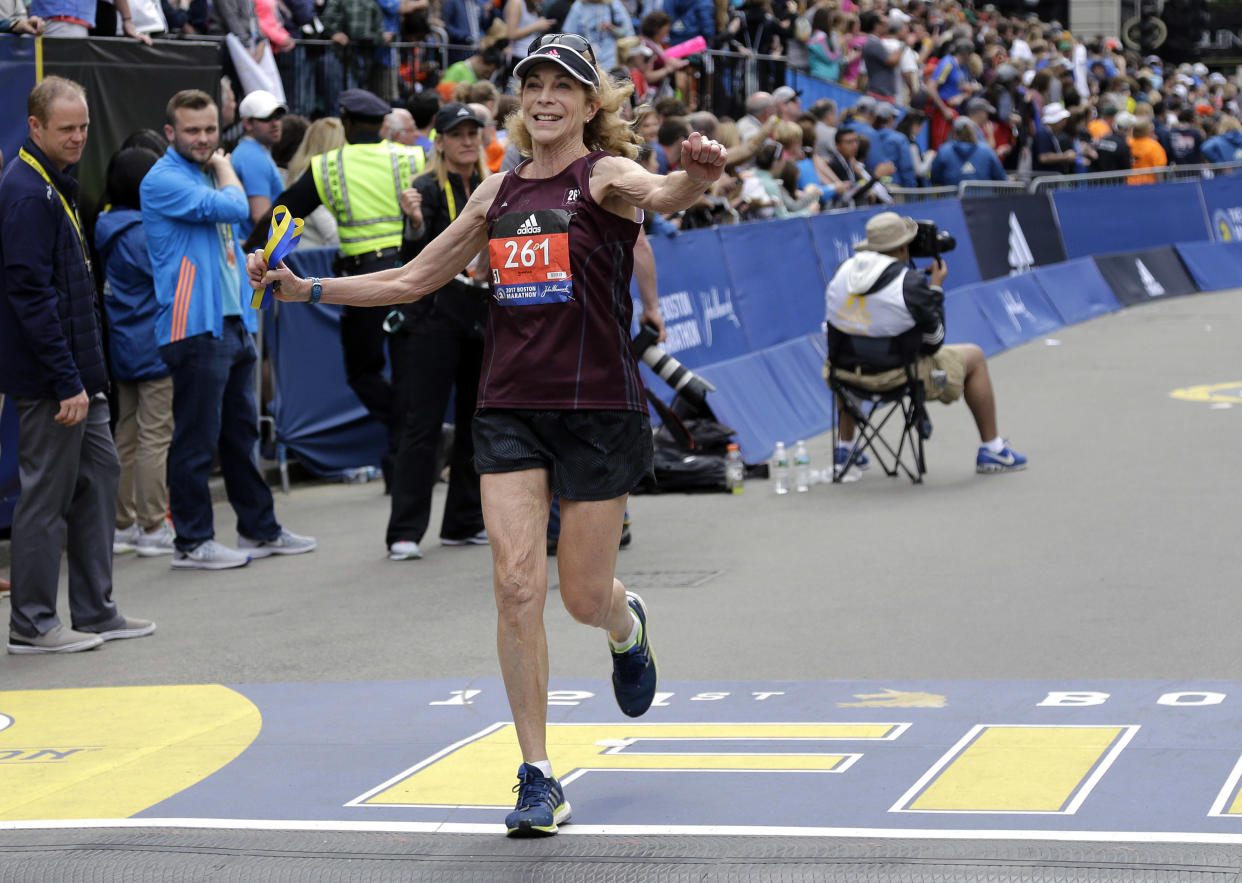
908, 220, 957, 261
631, 323, 716, 411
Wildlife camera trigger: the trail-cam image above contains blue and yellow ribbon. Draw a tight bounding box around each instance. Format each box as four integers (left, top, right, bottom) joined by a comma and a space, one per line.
251, 205, 304, 309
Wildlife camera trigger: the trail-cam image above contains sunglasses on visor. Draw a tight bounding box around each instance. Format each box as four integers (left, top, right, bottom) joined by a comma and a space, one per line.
528, 32, 597, 64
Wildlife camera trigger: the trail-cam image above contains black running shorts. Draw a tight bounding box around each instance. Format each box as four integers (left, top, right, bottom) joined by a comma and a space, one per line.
472, 408, 654, 501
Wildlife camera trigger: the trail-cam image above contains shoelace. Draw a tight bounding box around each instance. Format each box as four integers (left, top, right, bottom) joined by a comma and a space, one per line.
513, 772, 555, 809
613, 629, 648, 677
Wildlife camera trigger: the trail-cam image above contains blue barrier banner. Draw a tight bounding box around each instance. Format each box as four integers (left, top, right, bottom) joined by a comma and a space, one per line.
697, 340, 838, 463
758, 335, 836, 442
963, 273, 1063, 350
635, 228, 749, 369
719, 218, 828, 350
961, 193, 1067, 279
0, 36, 36, 170
900, 200, 984, 288
1052, 181, 1211, 259
1199, 175, 1242, 241
697, 354, 791, 462
1174, 241, 1242, 291
275, 248, 387, 476
0, 395, 18, 532
944, 287, 1004, 357
809, 206, 881, 284
1031, 257, 1121, 325
1093, 246, 1198, 307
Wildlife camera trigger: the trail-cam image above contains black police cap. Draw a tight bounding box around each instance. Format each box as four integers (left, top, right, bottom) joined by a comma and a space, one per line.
339, 89, 392, 120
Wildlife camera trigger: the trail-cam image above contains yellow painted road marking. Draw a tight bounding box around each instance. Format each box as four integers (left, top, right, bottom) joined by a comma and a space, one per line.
1207, 753, 1242, 816
355, 722, 903, 808
1170, 382, 1242, 404
838, 689, 947, 708
0, 685, 262, 820
897, 725, 1137, 814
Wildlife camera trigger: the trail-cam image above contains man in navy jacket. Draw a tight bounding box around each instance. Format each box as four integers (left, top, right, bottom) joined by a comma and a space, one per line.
0, 76, 154, 654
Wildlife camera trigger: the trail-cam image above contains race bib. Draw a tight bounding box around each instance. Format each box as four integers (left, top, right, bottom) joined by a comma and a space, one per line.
488, 209, 573, 305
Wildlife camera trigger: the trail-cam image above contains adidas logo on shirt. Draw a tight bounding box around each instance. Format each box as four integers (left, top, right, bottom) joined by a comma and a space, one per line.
515, 214, 542, 234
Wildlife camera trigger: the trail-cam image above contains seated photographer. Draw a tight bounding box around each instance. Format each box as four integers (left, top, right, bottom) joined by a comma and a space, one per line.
824, 212, 1028, 475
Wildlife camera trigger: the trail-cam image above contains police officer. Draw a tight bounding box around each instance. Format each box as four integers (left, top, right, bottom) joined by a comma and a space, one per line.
260, 88, 426, 487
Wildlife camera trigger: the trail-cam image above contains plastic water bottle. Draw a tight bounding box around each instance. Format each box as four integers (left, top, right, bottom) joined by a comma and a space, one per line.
724, 444, 744, 494
772, 441, 790, 495
794, 440, 811, 492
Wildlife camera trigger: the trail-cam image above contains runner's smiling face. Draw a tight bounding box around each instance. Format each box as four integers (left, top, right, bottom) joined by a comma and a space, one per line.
521, 65, 600, 147
167, 105, 220, 168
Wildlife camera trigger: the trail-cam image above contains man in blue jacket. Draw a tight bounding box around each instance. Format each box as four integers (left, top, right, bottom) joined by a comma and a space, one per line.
1203, 116, 1242, 164
0, 76, 154, 653
142, 89, 316, 570
930, 116, 1007, 187
872, 101, 916, 188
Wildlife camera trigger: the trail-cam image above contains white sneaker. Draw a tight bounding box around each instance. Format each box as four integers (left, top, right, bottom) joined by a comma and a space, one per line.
389, 540, 422, 560
136, 523, 177, 557
171, 540, 251, 570
238, 529, 318, 559
113, 524, 142, 554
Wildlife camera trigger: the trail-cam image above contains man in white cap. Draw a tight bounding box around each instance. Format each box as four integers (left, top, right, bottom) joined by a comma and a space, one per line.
231, 89, 287, 240
772, 85, 803, 122
1032, 101, 1076, 174
885, 9, 920, 105
824, 211, 1027, 475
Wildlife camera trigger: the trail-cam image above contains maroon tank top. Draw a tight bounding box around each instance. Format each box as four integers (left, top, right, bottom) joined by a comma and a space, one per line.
479, 150, 645, 411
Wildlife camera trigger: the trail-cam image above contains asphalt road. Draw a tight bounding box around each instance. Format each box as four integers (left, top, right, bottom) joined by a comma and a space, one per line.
3, 288, 1240, 689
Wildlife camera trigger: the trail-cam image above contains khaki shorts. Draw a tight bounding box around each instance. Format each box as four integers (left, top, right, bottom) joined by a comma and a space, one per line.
826, 345, 968, 404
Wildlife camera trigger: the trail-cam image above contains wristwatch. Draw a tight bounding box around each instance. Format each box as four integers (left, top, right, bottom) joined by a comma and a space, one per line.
309, 277, 322, 305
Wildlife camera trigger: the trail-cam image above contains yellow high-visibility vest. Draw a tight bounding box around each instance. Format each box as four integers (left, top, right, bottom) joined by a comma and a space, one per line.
312, 140, 426, 256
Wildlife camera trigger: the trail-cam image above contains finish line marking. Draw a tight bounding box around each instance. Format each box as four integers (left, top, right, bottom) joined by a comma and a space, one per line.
6, 818, 1242, 845
8, 679, 1242, 835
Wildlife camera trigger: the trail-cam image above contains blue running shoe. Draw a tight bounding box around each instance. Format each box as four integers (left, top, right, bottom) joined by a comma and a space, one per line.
834, 449, 874, 469
506, 763, 571, 837
977, 443, 1027, 473
610, 591, 657, 718
834, 445, 871, 471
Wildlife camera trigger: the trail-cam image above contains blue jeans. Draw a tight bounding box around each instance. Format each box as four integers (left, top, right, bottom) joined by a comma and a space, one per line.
160, 318, 280, 551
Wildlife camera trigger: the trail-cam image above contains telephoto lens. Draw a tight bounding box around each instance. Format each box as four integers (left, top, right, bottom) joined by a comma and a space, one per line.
631, 323, 716, 409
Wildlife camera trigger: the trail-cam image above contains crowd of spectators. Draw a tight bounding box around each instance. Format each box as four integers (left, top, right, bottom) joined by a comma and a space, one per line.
7, 0, 1242, 212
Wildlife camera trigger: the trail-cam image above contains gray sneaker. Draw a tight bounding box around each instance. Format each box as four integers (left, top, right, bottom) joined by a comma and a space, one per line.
136, 523, 177, 557
171, 540, 251, 570
238, 529, 317, 558
80, 617, 156, 642
113, 524, 142, 554
8, 624, 104, 655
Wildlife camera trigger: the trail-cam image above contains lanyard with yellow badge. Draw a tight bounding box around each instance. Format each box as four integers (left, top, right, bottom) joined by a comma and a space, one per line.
19, 147, 91, 273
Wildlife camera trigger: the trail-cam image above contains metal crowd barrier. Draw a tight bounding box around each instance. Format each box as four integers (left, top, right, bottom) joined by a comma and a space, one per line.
958, 179, 1029, 198
1028, 160, 1242, 193
887, 185, 957, 204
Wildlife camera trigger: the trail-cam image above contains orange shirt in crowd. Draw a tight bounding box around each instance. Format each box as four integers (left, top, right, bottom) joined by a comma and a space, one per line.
1127, 135, 1168, 185
485, 138, 505, 173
